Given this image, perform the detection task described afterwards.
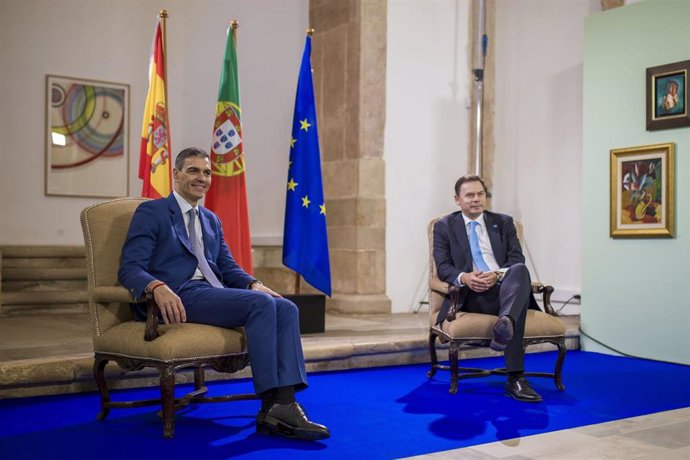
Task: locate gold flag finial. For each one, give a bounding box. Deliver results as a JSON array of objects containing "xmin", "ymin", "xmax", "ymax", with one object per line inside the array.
[
  {"xmin": 306, "ymin": 28, "xmax": 314, "ymax": 36},
  {"xmin": 159, "ymin": 9, "xmax": 168, "ymax": 19},
  {"xmin": 231, "ymin": 20, "xmax": 239, "ymax": 30}
]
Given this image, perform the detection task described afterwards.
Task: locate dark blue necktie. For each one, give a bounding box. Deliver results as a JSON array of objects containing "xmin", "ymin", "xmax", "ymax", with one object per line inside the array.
[
  {"xmin": 187, "ymin": 209, "xmax": 223, "ymax": 288},
  {"xmin": 468, "ymin": 220, "xmax": 491, "ymax": 272}
]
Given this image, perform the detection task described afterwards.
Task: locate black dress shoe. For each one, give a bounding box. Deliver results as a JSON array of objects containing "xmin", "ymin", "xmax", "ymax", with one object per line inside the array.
[
  {"xmin": 490, "ymin": 316, "xmax": 514, "ymax": 351},
  {"xmin": 505, "ymin": 378, "xmax": 543, "ymax": 402},
  {"xmin": 256, "ymin": 402, "xmax": 330, "ymax": 440}
]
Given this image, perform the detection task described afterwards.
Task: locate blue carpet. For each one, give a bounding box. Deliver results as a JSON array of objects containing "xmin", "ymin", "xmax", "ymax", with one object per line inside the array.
[{"xmin": 1, "ymin": 351, "xmax": 689, "ymax": 460}]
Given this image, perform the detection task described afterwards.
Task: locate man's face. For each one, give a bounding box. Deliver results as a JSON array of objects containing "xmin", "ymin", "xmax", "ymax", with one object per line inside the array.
[
  {"xmin": 454, "ymin": 180, "xmax": 486, "ymax": 219},
  {"xmin": 173, "ymin": 156, "xmax": 212, "ymax": 205}
]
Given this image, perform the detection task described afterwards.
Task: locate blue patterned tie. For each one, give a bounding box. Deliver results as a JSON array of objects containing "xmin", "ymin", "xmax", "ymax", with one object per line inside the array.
[
  {"xmin": 187, "ymin": 209, "xmax": 224, "ymax": 288},
  {"xmin": 468, "ymin": 221, "xmax": 491, "ymax": 272}
]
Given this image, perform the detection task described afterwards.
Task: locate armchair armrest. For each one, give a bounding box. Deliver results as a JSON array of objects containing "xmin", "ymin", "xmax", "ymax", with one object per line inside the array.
[
  {"xmin": 531, "ymin": 282, "xmax": 555, "ymax": 316},
  {"xmin": 92, "ymin": 286, "xmax": 161, "ymax": 342}
]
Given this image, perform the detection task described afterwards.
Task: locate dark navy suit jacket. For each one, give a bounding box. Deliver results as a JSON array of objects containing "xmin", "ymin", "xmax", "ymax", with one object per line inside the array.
[
  {"xmin": 118, "ymin": 194, "xmax": 255, "ymax": 300},
  {"xmin": 432, "ymin": 210, "xmax": 537, "ymax": 325}
]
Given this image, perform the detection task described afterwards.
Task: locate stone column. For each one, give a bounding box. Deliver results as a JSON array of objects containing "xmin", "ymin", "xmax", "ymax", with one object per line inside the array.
[{"xmin": 310, "ymin": 0, "xmax": 391, "ymax": 314}]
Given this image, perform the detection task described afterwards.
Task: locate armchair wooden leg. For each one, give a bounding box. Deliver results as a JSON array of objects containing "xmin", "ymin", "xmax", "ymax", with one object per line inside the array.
[
  {"xmin": 449, "ymin": 343, "xmax": 460, "ymax": 394},
  {"xmin": 93, "ymin": 357, "xmax": 111, "ymax": 421},
  {"xmin": 160, "ymin": 367, "xmax": 176, "ymax": 439},
  {"xmin": 194, "ymin": 367, "xmax": 205, "ymax": 390},
  {"xmin": 427, "ymin": 332, "xmax": 438, "ymax": 378},
  {"xmin": 554, "ymin": 338, "xmax": 567, "ymax": 391}
]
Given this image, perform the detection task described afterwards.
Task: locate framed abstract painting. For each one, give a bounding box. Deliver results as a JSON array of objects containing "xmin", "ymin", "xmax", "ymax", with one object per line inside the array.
[
  {"xmin": 646, "ymin": 60, "xmax": 690, "ymax": 131},
  {"xmin": 45, "ymin": 75, "xmax": 129, "ymax": 197},
  {"xmin": 610, "ymin": 143, "xmax": 674, "ymax": 238}
]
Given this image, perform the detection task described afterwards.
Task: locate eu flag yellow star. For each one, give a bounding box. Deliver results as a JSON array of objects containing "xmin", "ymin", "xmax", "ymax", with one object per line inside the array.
[
  {"xmin": 319, "ymin": 203, "xmax": 326, "ymax": 215},
  {"xmin": 290, "ymin": 137, "xmax": 297, "ymax": 148},
  {"xmin": 301, "ymin": 195, "xmax": 311, "ymax": 208},
  {"xmin": 300, "ymin": 119, "xmax": 311, "ymax": 132},
  {"xmin": 287, "ymin": 178, "xmax": 298, "ymax": 191}
]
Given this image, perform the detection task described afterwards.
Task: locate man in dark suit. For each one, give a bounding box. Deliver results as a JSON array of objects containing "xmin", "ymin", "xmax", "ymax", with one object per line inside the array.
[
  {"xmin": 433, "ymin": 175, "xmax": 542, "ymax": 402},
  {"xmin": 118, "ymin": 147, "xmax": 329, "ymax": 440}
]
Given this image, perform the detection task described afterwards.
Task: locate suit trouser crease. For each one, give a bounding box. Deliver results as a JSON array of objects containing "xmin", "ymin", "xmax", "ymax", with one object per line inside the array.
[
  {"xmin": 179, "ymin": 281, "xmax": 307, "ymax": 394},
  {"xmin": 463, "ymin": 263, "xmax": 531, "ymax": 372}
]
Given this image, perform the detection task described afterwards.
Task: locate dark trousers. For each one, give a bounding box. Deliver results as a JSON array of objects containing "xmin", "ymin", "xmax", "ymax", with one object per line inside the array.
[
  {"xmin": 463, "ymin": 263, "xmax": 531, "ymax": 372},
  {"xmin": 179, "ymin": 280, "xmax": 307, "ymax": 395}
]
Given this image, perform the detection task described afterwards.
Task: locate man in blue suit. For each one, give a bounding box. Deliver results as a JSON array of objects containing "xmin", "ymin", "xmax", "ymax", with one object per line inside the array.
[
  {"xmin": 433, "ymin": 175, "xmax": 542, "ymax": 402},
  {"xmin": 119, "ymin": 147, "xmax": 329, "ymax": 440}
]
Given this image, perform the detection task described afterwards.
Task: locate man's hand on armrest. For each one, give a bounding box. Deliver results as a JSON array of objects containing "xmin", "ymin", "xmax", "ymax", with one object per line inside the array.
[{"xmin": 146, "ymin": 280, "xmax": 187, "ymax": 324}]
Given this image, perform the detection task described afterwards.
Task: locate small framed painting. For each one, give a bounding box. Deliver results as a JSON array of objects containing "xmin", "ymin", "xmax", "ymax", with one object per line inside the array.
[
  {"xmin": 646, "ymin": 60, "xmax": 690, "ymax": 131},
  {"xmin": 610, "ymin": 143, "xmax": 674, "ymax": 238}
]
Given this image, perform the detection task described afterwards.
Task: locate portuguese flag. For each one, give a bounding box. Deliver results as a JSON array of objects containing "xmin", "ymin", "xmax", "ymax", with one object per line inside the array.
[
  {"xmin": 204, "ymin": 22, "xmax": 253, "ymax": 274},
  {"xmin": 139, "ymin": 16, "xmax": 171, "ymax": 199}
]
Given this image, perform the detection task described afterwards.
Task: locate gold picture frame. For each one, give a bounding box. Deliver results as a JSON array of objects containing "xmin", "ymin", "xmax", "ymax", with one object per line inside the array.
[
  {"xmin": 45, "ymin": 75, "xmax": 129, "ymax": 197},
  {"xmin": 610, "ymin": 143, "xmax": 674, "ymax": 238}
]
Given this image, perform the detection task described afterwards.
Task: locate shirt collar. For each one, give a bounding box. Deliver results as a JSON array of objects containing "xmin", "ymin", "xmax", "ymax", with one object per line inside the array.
[
  {"xmin": 173, "ymin": 191, "xmax": 196, "ymax": 215},
  {"xmin": 461, "ymin": 212, "xmax": 485, "ymax": 228}
]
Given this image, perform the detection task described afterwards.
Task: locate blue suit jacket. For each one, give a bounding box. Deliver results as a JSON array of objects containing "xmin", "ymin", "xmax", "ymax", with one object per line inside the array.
[
  {"xmin": 432, "ymin": 210, "xmax": 537, "ymax": 324},
  {"xmin": 118, "ymin": 194, "xmax": 255, "ymax": 300}
]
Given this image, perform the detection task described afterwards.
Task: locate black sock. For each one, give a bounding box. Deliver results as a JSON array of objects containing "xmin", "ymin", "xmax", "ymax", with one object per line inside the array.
[
  {"xmin": 260, "ymin": 386, "xmax": 295, "ymax": 411},
  {"xmin": 508, "ymin": 371, "xmax": 524, "ymax": 382},
  {"xmin": 260, "ymin": 389, "xmax": 275, "ymax": 412},
  {"xmin": 274, "ymin": 386, "xmax": 295, "ymax": 405}
]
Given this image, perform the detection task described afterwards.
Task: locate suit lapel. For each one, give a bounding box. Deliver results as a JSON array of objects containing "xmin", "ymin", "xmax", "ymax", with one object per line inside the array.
[
  {"xmin": 168, "ymin": 195, "xmax": 193, "ymax": 254},
  {"xmin": 197, "ymin": 207, "xmax": 216, "ymax": 260},
  {"xmin": 484, "ymin": 212, "xmax": 505, "ymax": 266},
  {"xmin": 451, "ymin": 213, "xmax": 472, "ymax": 269}
]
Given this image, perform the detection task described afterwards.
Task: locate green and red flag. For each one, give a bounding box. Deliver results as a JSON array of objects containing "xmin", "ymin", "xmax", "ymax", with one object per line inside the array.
[
  {"xmin": 205, "ymin": 22, "xmax": 253, "ymax": 274},
  {"xmin": 139, "ymin": 13, "xmax": 171, "ymax": 198}
]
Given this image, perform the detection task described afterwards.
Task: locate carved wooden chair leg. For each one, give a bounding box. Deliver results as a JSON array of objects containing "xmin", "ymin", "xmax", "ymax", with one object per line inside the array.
[
  {"xmin": 449, "ymin": 342, "xmax": 460, "ymax": 394},
  {"xmin": 554, "ymin": 338, "xmax": 567, "ymax": 391},
  {"xmin": 93, "ymin": 356, "xmax": 111, "ymax": 421},
  {"xmin": 427, "ymin": 332, "xmax": 438, "ymax": 378},
  {"xmin": 160, "ymin": 367, "xmax": 176, "ymax": 439}
]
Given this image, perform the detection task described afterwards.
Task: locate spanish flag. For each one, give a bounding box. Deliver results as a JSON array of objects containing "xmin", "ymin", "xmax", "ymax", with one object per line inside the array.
[
  {"xmin": 139, "ymin": 13, "xmax": 171, "ymax": 199},
  {"xmin": 204, "ymin": 21, "xmax": 253, "ymax": 274}
]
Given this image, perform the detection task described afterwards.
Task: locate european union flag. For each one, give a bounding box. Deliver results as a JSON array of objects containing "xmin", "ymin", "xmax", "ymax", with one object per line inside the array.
[{"xmin": 282, "ymin": 34, "xmax": 331, "ymax": 296}]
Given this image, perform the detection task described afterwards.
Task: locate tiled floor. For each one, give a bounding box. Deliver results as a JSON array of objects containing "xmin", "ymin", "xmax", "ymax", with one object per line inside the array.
[{"xmin": 403, "ymin": 407, "xmax": 690, "ymax": 459}]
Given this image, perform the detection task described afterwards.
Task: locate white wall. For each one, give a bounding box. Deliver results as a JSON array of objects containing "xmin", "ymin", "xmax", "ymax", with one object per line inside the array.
[
  {"xmin": 0, "ymin": 0, "xmax": 307, "ymax": 245},
  {"xmin": 494, "ymin": 0, "xmax": 601, "ymax": 313},
  {"xmin": 386, "ymin": 0, "xmax": 472, "ymax": 312}
]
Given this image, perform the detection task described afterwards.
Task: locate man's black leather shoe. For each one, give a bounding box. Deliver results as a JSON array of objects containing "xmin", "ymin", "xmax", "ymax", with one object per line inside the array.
[
  {"xmin": 256, "ymin": 402, "xmax": 330, "ymax": 440},
  {"xmin": 505, "ymin": 378, "xmax": 543, "ymax": 402},
  {"xmin": 490, "ymin": 316, "xmax": 514, "ymax": 351}
]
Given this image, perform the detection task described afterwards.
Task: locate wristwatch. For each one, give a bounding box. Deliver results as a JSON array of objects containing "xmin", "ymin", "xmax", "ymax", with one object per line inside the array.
[{"xmin": 249, "ymin": 280, "xmax": 263, "ymax": 289}]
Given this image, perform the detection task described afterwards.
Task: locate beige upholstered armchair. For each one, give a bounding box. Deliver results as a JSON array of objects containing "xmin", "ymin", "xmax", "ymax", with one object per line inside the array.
[
  {"xmin": 80, "ymin": 197, "xmax": 254, "ymax": 438},
  {"xmin": 426, "ymin": 217, "xmax": 567, "ymax": 394}
]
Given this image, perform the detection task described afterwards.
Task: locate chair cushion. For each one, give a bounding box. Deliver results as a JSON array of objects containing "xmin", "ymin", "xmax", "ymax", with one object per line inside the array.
[
  {"xmin": 94, "ymin": 321, "xmax": 246, "ymax": 362},
  {"xmin": 438, "ymin": 310, "xmax": 566, "ymax": 339}
]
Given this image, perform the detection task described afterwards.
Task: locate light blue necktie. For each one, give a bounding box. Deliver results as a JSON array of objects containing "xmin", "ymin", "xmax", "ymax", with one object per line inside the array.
[
  {"xmin": 468, "ymin": 221, "xmax": 491, "ymax": 272},
  {"xmin": 187, "ymin": 209, "xmax": 224, "ymax": 288}
]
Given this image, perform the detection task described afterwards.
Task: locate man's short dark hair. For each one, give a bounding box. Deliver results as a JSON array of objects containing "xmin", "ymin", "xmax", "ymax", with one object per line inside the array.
[
  {"xmin": 174, "ymin": 147, "xmax": 210, "ymax": 170},
  {"xmin": 454, "ymin": 175, "xmax": 488, "ymax": 196}
]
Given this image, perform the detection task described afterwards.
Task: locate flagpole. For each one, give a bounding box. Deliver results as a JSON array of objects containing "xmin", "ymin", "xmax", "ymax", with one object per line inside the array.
[
  {"xmin": 291, "ymin": 27, "xmax": 315, "ymax": 296},
  {"xmin": 231, "ymin": 19, "xmax": 239, "ymax": 41},
  {"xmin": 159, "ymin": 10, "xmax": 171, "ymax": 154}
]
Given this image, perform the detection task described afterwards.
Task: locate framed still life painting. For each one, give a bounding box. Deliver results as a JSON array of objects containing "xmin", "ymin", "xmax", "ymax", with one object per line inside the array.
[
  {"xmin": 45, "ymin": 75, "xmax": 129, "ymax": 197},
  {"xmin": 610, "ymin": 143, "xmax": 674, "ymax": 238},
  {"xmin": 646, "ymin": 60, "xmax": 690, "ymax": 131}
]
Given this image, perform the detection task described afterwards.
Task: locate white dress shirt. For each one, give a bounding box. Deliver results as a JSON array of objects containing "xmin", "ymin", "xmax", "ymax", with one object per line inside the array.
[
  {"xmin": 456, "ymin": 213, "xmax": 502, "ymax": 285},
  {"xmin": 173, "ymin": 191, "xmax": 205, "ymax": 280}
]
